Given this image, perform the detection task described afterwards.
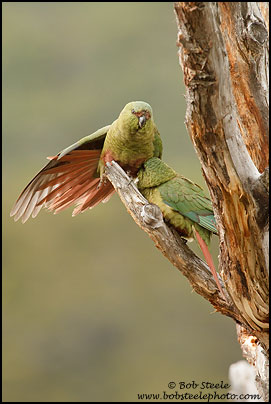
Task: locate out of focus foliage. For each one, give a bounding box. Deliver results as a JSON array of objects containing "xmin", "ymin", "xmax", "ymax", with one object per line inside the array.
[{"xmin": 3, "ymin": 2, "xmax": 241, "ymax": 402}]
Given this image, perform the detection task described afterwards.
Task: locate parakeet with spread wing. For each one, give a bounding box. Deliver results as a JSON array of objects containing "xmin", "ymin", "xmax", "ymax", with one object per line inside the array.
[
  {"xmin": 11, "ymin": 101, "xmax": 162, "ymax": 223},
  {"xmin": 137, "ymin": 157, "xmax": 225, "ymax": 299}
]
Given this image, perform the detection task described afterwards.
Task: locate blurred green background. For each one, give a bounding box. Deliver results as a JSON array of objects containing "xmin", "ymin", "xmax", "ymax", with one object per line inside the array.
[{"xmin": 3, "ymin": 2, "xmax": 242, "ymax": 402}]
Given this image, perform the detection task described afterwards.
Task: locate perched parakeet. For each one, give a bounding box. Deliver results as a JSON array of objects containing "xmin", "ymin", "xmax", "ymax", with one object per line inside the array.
[
  {"xmin": 137, "ymin": 157, "xmax": 225, "ymax": 298},
  {"xmin": 11, "ymin": 101, "xmax": 162, "ymax": 223}
]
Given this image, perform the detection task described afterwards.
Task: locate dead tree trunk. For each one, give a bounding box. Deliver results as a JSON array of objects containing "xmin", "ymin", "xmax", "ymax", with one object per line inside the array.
[
  {"xmin": 174, "ymin": 1, "xmax": 269, "ymax": 400},
  {"xmin": 102, "ymin": 2, "xmax": 268, "ymax": 401}
]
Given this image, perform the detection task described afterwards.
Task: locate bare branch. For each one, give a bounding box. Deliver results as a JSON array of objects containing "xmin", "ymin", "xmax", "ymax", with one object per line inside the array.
[{"xmin": 105, "ymin": 161, "xmax": 250, "ymax": 325}]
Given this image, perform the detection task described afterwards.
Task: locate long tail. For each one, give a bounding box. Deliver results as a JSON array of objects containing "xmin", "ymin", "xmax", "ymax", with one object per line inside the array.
[{"xmin": 194, "ymin": 229, "xmax": 226, "ymax": 300}]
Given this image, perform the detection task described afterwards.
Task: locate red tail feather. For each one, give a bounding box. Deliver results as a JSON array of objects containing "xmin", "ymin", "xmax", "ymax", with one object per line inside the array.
[{"xmin": 194, "ymin": 230, "xmax": 226, "ymax": 299}]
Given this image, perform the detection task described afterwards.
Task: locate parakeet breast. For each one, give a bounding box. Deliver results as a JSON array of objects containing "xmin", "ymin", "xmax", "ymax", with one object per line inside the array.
[
  {"xmin": 102, "ymin": 150, "xmax": 149, "ymax": 176},
  {"xmin": 100, "ymin": 118, "xmax": 155, "ymax": 175}
]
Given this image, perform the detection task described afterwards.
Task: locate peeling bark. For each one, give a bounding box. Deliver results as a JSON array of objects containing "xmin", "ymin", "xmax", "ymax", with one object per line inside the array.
[
  {"xmin": 236, "ymin": 325, "xmax": 269, "ymax": 401},
  {"xmin": 174, "ymin": 1, "xmax": 269, "ymax": 399},
  {"xmin": 219, "ymin": 2, "xmax": 269, "ymax": 173}
]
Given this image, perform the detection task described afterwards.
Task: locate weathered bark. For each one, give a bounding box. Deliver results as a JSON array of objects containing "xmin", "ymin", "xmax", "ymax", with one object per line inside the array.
[
  {"xmin": 174, "ymin": 1, "xmax": 269, "ymax": 400},
  {"xmin": 235, "ymin": 325, "xmax": 269, "ymax": 401}
]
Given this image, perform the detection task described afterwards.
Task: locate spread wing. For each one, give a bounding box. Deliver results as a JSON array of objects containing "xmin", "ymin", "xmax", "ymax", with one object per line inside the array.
[
  {"xmin": 10, "ymin": 125, "xmax": 115, "ymax": 223},
  {"xmin": 159, "ymin": 176, "xmax": 217, "ymax": 234}
]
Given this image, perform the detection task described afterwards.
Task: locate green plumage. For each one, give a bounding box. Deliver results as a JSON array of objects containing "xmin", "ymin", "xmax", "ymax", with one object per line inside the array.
[
  {"xmin": 11, "ymin": 101, "xmax": 163, "ymax": 223},
  {"xmin": 99, "ymin": 101, "xmax": 162, "ymax": 176},
  {"xmin": 137, "ymin": 157, "xmax": 217, "ymax": 245},
  {"xmin": 59, "ymin": 101, "xmax": 163, "ymax": 177}
]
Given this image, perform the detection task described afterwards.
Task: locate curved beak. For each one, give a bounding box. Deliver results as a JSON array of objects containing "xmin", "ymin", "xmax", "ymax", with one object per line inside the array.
[{"xmin": 138, "ymin": 115, "xmax": 147, "ymax": 128}]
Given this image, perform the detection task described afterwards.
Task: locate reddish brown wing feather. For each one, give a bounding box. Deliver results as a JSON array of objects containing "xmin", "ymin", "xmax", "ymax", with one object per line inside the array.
[
  {"xmin": 10, "ymin": 150, "xmax": 115, "ymax": 223},
  {"xmin": 71, "ymin": 181, "xmax": 115, "ymax": 216}
]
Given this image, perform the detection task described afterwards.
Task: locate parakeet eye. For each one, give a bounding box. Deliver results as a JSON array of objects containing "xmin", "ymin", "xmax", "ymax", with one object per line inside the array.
[{"xmin": 131, "ymin": 109, "xmax": 135, "ymax": 114}]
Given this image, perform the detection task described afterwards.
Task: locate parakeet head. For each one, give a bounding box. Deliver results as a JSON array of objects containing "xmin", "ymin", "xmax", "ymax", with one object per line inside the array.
[{"xmin": 120, "ymin": 101, "xmax": 154, "ymax": 134}]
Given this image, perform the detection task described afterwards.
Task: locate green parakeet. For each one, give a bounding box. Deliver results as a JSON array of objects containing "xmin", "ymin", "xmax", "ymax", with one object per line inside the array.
[
  {"xmin": 11, "ymin": 101, "xmax": 162, "ymax": 223},
  {"xmin": 137, "ymin": 157, "xmax": 225, "ymax": 298}
]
